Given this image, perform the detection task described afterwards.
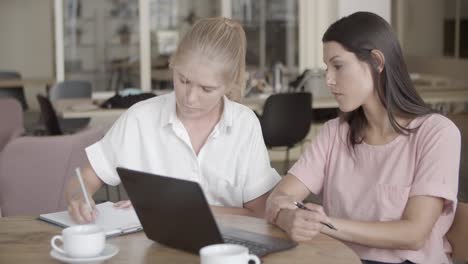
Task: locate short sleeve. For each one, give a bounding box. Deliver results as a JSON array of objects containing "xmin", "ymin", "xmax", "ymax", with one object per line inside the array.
[
  {"xmin": 289, "ymin": 120, "xmax": 333, "ymax": 195},
  {"xmin": 242, "ymin": 116, "xmax": 281, "ymax": 203},
  {"xmin": 410, "ymin": 121, "xmax": 461, "ymax": 214},
  {"xmin": 85, "ymin": 111, "xmax": 139, "ymax": 186}
]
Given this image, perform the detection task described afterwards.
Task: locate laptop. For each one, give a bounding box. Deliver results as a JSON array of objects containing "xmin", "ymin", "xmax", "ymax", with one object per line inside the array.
[{"xmin": 117, "ymin": 167, "xmax": 297, "ymax": 257}]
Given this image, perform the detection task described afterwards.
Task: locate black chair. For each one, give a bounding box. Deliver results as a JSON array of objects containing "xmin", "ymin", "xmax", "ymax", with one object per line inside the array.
[
  {"xmin": 257, "ymin": 92, "xmax": 312, "ymax": 173},
  {"xmin": 49, "ymin": 80, "xmax": 92, "ymax": 131},
  {"xmin": 49, "ymin": 80, "xmax": 92, "ymax": 100},
  {"xmin": 36, "ymin": 94, "xmax": 62, "ymax": 135},
  {"xmin": 0, "ymin": 71, "xmax": 28, "ymax": 110}
]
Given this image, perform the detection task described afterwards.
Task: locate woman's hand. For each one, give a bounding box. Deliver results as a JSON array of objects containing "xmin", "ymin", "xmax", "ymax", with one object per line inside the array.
[
  {"xmin": 265, "ymin": 174, "xmax": 312, "ymax": 224},
  {"xmin": 64, "ymin": 162, "xmax": 104, "ymax": 224},
  {"xmin": 265, "ymin": 194, "xmax": 297, "ymax": 224},
  {"xmin": 67, "ymin": 197, "xmax": 98, "ymax": 224},
  {"xmin": 277, "ymin": 203, "xmax": 330, "ymax": 242},
  {"xmin": 114, "ymin": 200, "xmax": 133, "ymax": 209}
]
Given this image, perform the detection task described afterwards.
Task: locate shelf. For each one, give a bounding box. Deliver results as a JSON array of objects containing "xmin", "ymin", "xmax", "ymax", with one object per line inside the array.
[
  {"xmin": 65, "ymin": 43, "xmax": 95, "ymax": 48},
  {"xmin": 106, "ymin": 43, "xmax": 139, "ymax": 47},
  {"xmin": 65, "ymin": 69, "xmax": 99, "ymax": 75},
  {"xmin": 104, "ymin": 15, "xmax": 139, "ymax": 21},
  {"xmin": 68, "ymin": 16, "xmax": 95, "ymax": 22}
]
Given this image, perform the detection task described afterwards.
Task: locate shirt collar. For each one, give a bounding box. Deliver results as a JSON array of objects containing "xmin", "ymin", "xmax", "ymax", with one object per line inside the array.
[{"xmin": 160, "ymin": 92, "xmax": 234, "ymax": 133}]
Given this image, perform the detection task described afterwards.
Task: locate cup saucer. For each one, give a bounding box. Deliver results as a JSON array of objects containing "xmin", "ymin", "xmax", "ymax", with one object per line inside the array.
[{"xmin": 50, "ymin": 243, "xmax": 119, "ymax": 264}]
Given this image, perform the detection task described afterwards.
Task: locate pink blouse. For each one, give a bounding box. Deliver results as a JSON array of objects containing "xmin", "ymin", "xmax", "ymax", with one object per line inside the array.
[{"xmin": 289, "ymin": 114, "xmax": 460, "ymax": 263}]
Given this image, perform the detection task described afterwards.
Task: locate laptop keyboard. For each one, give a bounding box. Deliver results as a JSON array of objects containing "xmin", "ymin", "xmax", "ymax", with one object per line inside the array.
[{"xmin": 223, "ymin": 235, "xmax": 272, "ymax": 257}]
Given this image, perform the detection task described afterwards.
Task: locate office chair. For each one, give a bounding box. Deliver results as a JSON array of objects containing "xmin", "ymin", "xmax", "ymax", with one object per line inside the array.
[
  {"xmin": 36, "ymin": 94, "xmax": 63, "ymax": 135},
  {"xmin": 36, "ymin": 94, "xmax": 115, "ymax": 202},
  {"xmin": 37, "ymin": 94, "xmax": 88, "ymax": 135},
  {"xmin": 49, "ymin": 80, "xmax": 92, "ymax": 100},
  {"xmin": 258, "ymin": 92, "xmax": 312, "ymax": 173},
  {"xmin": 0, "ymin": 71, "xmax": 28, "ymax": 110},
  {"xmin": 49, "ymin": 80, "xmax": 92, "ymax": 130},
  {"xmin": 0, "ymin": 127, "xmax": 104, "ymax": 216}
]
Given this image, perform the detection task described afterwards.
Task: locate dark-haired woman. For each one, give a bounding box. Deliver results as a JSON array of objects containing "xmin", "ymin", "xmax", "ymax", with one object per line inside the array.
[{"xmin": 265, "ymin": 12, "xmax": 460, "ymax": 264}]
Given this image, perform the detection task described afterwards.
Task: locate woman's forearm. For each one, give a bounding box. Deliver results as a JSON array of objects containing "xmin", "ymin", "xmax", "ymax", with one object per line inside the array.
[
  {"xmin": 65, "ymin": 163, "xmax": 103, "ymax": 202},
  {"xmin": 322, "ymin": 196, "xmax": 444, "ymax": 251},
  {"xmin": 322, "ymin": 218, "xmax": 426, "ymax": 250}
]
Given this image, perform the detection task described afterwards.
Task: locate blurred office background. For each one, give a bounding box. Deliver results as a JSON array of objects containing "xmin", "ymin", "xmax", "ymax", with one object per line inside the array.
[
  {"xmin": 1, "ymin": 0, "xmax": 468, "ymax": 206},
  {"xmin": 1, "ymin": 0, "xmax": 467, "ymax": 108}
]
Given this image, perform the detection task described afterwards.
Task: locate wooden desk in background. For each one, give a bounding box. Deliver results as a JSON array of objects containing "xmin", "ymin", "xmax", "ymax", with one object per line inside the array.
[
  {"xmin": 0, "ymin": 214, "xmax": 361, "ymax": 263},
  {"xmin": 54, "ymin": 88, "xmax": 468, "ymax": 120},
  {"xmin": 0, "ymin": 78, "xmax": 55, "ymax": 88},
  {"xmin": 54, "ymin": 94, "xmax": 337, "ymax": 120}
]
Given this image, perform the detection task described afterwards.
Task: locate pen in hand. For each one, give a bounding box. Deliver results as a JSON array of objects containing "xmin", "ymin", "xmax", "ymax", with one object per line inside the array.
[
  {"xmin": 294, "ymin": 201, "xmax": 338, "ymax": 231},
  {"xmin": 75, "ymin": 167, "xmax": 96, "ymax": 223}
]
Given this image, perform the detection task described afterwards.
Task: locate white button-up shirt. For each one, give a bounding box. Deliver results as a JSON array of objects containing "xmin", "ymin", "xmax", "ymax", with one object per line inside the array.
[{"xmin": 86, "ymin": 92, "xmax": 280, "ymax": 207}]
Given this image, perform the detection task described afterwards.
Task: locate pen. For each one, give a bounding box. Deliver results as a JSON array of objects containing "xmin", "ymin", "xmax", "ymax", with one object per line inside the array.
[
  {"xmin": 75, "ymin": 167, "xmax": 95, "ymax": 221},
  {"xmin": 294, "ymin": 201, "xmax": 338, "ymax": 231}
]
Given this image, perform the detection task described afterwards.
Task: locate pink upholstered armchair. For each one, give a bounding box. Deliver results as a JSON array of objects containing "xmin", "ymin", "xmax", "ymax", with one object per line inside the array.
[
  {"xmin": 0, "ymin": 98, "xmax": 24, "ymax": 152},
  {"xmin": 0, "ymin": 127, "xmax": 104, "ymax": 216}
]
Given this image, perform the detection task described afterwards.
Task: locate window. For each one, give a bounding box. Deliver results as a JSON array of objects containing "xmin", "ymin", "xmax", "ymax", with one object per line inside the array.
[
  {"xmin": 62, "ymin": 0, "xmax": 141, "ymax": 91},
  {"xmin": 231, "ymin": 0, "xmax": 299, "ymax": 73}
]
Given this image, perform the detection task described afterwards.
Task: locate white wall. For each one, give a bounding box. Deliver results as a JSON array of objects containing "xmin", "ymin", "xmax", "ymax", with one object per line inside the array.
[
  {"xmin": 299, "ymin": 0, "xmax": 391, "ymax": 71},
  {"xmin": 0, "ymin": 0, "xmax": 54, "ymax": 109},
  {"xmin": 337, "ymin": 0, "xmax": 391, "ymax": 22},
  {"xmin": 299, "ymin": 0, "xmax": 337, "ymax": 71}
]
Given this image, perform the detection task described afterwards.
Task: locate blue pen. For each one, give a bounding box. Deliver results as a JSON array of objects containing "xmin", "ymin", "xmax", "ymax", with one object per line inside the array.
[{"xmin": 294, "ymin": 201, "xmax": 338, "ymax": 231}]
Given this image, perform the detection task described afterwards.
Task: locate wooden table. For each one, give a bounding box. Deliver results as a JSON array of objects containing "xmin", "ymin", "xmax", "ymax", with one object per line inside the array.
[
  {"xmin": 54, "ymin": 99, "xmax": 124, "ymax": 119},
  {"xmin": 0, "ymin": 214, "xmax": 361, "ymax": 263},
  {"xmin": 55, "ymin": 88, "xmax": 468, "ymax": 120},
  {"xmin": 53, "ymin": 94, "xmax": 337, "ymax": 120},
  {"xmin": 0, "ymin": 78, "xmax": 55, "ymax": 88}
]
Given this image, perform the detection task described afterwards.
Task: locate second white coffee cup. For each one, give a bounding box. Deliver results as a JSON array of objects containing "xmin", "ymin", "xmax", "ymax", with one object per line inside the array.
[
  {"xmin": 200, "ymin": 244, "xmax": 261, "ymax": 264},
  {"xmin": 50, "ymin": 224, "xmax": 105, "ymax": 258}
]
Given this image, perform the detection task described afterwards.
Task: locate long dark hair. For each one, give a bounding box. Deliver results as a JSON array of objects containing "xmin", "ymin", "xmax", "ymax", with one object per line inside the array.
[{"xmin": 322, "ymin": 12, "xmax": 433, "ymax": 149}]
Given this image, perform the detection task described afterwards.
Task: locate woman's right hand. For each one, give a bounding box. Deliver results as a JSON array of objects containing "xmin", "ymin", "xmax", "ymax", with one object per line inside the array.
[{"xmin": 67, "ymin": 197, "xmax": 98, "ymax": 224}]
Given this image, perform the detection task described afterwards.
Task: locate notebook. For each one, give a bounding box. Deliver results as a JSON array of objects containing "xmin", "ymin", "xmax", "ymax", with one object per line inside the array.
[{"xmin": 39, "ymin": 201, "xmax": 142, "ymax": 237}]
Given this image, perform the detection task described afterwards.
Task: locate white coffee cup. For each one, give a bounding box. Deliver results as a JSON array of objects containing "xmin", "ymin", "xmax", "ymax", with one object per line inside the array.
[
  {"xmin": 200, "ymin": 244, "xmax": 261, "ymax": 264},
  {"xmin": 50, "ymin": 225, "xmax": 105, "ymax": 258}
]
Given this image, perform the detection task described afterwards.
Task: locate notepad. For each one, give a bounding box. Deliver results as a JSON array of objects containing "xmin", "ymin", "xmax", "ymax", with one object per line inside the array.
[{"xmin": 39, "ymin": 202, "xmax": 142, "ymax": 237}]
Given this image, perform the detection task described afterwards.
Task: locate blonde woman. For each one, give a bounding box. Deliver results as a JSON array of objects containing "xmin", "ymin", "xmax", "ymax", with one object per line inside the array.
[{"xmin": 65, "ymin": 17, "xmax": 280, "ymax": 223}]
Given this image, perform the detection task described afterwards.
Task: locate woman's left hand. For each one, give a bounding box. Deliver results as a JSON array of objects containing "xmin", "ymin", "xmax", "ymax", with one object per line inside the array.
[
  {"xmin": 276, "ymin": 203, "xmax": 330, "ymax": 242},
  {"xmin": 265, "ymin": 194, "xmax": 298, "ymax": 224}
]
